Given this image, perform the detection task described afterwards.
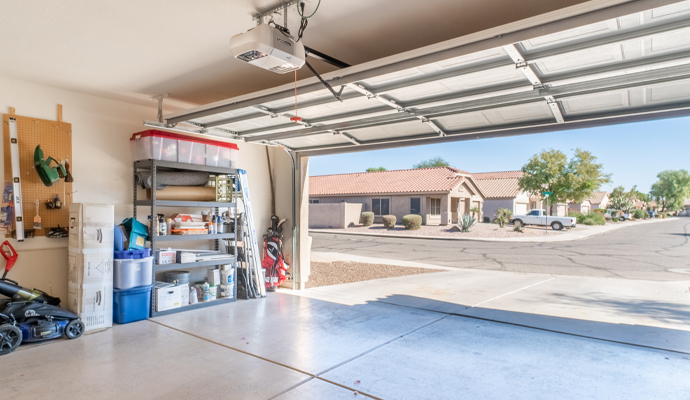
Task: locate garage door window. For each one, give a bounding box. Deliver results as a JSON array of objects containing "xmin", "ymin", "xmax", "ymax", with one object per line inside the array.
[
  {"xmin": 373, "ymin": 198, "xmax": 390, "ymax": 216},
  {"xmin": 430, "ymin": 198, "xmax": 441, "ymax": 215},
  {"xmin": 309, "ymin": 199, "xmax": 320, "ymax": 204},
  {"xmin": 410, "ymin": 198, "xmax": 420, "ymax": 215}
]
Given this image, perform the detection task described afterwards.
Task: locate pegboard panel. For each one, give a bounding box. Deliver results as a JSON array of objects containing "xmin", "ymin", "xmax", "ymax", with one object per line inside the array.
[{"xmin": 3, "ymin": 112, "xmax": 73, "ymax": 237}]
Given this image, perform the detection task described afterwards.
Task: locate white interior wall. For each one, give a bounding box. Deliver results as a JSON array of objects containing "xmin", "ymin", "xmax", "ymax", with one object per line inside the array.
[{"xmin": 0, "ymin": 75, "xmax": 283, "ymax": 301}]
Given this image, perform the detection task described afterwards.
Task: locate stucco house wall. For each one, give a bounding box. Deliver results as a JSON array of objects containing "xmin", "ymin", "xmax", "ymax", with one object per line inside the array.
[{"xmin": 309, "ymin": 203, "xmax": 363, "ymax": 229}]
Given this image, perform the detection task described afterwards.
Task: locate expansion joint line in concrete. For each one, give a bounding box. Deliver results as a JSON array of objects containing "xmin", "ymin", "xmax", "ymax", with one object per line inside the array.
[
  {"xmin": 470, "ymin": 277, "xmax": 556, "ymax": 308},
  {"xmin": 151, "ymin": 315, "xmax": 449, "ymax": 400}
]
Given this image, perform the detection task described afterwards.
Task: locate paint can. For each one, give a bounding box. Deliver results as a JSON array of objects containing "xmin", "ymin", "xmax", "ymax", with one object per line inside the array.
[{"xmin": 219, "ymin": 284, "xmax": 234, "ymax": 298}]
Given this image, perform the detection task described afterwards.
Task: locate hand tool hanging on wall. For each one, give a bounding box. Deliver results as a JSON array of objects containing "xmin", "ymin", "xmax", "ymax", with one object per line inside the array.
[
  {"xmin": 9, "ymin": 118, "xmax": 24, "ymax": 241},
  {"xmin": 34, "ymin": 145, "xmax": 67, "ymax": 187}
]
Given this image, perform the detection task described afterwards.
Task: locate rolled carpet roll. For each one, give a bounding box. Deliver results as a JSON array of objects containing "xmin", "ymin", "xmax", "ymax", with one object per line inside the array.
[
  {"xmin": 147, "ymin": 186, "xmax": 216, "ymax": 201},
  {"xmin": 135, "ymin": 171, "xmax": 209, "ymax": 190}
]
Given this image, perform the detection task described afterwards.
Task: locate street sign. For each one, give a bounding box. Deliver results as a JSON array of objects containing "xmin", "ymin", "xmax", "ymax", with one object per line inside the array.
[{"xmin": 542, "ymin": 191, "xmax": 552, "ymax": 196}]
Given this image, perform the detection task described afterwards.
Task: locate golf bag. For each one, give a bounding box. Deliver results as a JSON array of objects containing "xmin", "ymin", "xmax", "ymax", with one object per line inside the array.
[{"xmin": 261, "ymin": 216, "xmax": 288, "ymax": 291}]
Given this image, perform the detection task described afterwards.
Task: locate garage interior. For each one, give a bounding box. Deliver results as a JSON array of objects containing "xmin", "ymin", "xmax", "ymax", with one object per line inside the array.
[{"xmin": 1, "ymin": 0, "xmax": 689, "ymax": 399}]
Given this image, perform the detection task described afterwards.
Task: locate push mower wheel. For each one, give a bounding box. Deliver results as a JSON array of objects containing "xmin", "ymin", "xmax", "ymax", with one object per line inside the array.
[
  {"xmin": 0, "ymin": 324, "xmax": 22, "ymax": 356},
  {"xmin": 65, "ymin": 319, "xmax": 85, "ymax": 339}
]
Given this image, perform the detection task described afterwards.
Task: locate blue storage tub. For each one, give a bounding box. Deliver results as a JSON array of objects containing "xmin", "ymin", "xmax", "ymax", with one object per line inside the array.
[{"xmin": 113, "ymin": 284, "xmax": 152, "ymax": 324}]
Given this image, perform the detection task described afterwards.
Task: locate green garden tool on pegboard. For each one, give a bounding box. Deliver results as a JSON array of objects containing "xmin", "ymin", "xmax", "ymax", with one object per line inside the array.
[{"xmin": 34, "ymin": 145, "xmax": 67, "ymax": 187}]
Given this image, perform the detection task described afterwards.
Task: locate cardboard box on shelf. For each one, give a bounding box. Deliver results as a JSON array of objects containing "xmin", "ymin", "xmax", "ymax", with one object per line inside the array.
[
  {"xmin": 154, "ymin": 282, "xmax": 182, "ymax": 312},
  {"xmin": 69, "ymin": 203, "xmax": 115, "ymax": 250},
  {"xmin": 176, "ymin": 251, "xmax": 196, "ymax": 264},
  {"xmin": 207, "ymin": 268, "xmax": 221, "ymax": 286},
  {"xmin": 156, "ymin": 249, "xmax": 176, "ymax": 265}
]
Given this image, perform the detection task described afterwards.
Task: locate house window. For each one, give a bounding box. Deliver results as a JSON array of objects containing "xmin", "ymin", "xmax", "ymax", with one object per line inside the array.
[
  {"xmin": 430, "ymin": 198, "xmax": 441, "ymax": 215},
  {"xmin": 372, "ymin": 198, "xmax": 390, "ymax": 216},
  {"xmin": 309, "ymin": 199, "xmax": 320, "ymax": 204},
  {"xmin": 410, "ymin": 198, "xmax": 421, "ymax": 215}
]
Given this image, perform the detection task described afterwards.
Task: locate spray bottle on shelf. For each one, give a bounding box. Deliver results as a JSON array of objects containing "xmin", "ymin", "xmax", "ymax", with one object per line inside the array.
[
  {"xmin": 216, "ymin": 215, "xmax": 222, "ymax": 234},
  {"xmin": 158, "ymin": 214, "xmax": 167, "ymax": 236},
  {"xmin": 208, "ymin": 216, "xmax": 215, "ymax": 234},
  {"xmin": 202, "ymin": 282, "xmax": 210, "ymax": 302}
]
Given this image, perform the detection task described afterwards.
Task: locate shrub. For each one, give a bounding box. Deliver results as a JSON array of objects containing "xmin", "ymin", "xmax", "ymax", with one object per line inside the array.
[
  {"xmin": 568, "ymin": 210, "xmax": 585, "ymax": 223},
  {"xmin": 492, "ymin": 208, "xmax": 513, "ymax": 228},
  {"xmin": 483, "ymin": 216, "xmax": 490, "ymax": 223},
  {"xmin": 610, "ymin": 210, "xmax": 619, "ymax": 219},
  {"xmin": 633, "ymin": 209, "xmax": 646, "ymax": 219},
  {"xmin": 382, "ymin": 215, "xmax": 397, "ymax": 229},
  {"xmin": 459, "ymin": 213, "xmax": 477, "ymax": 232},
  {"xmin": 580, "ymin": 212, "xmax": 605, "ymax": 225},
  {"xmin": 513, "ymin": 224, "xmax": 523, "ymax": 232},
  {"xmin": 402, "ymin": 214, "xmax": 422, "ymax": 230},
  {"xmin": 360, "ymin": 212, "xmax": 374, "ymax": 226}
]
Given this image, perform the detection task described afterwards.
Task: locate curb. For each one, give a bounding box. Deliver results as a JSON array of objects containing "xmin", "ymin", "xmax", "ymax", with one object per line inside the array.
[{"xmin": 309, "ymin": 217, "xmax": 675, "ymax": 243}]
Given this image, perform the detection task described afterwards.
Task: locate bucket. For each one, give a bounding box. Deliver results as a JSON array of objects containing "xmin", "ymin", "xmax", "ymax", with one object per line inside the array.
[
  {"xmin": 220, "ymin": 268, "xmax": 235, "ymax": 285},
  {"xmin": 165, "ymin": 270, "xmax": 190, "ymax": 285}
]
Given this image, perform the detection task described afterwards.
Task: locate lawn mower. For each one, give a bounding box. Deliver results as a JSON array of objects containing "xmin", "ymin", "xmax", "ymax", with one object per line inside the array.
[{"xmin": 0, "ymin": 241, "xmax": 85, "ymax": 356}]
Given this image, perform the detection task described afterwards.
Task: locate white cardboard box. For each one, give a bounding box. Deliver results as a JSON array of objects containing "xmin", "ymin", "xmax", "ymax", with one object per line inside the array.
[
  {"xmin": 155, "ymin": 283, "xmax": 182, "ymax": 311},
  {"xmin": 69, "ymin": 203, "xmax": 115, "ymax": 250},
  {"xmin": 67, "ymin": 282, "xmax": 113, "ymax": 332},
  {"xmin": 68, "ymin": 248, "xmax": 113, "ymax": 285},
  {"xmin": 207, "ymin": 268, "xmax": 221, "ymax": 286}
]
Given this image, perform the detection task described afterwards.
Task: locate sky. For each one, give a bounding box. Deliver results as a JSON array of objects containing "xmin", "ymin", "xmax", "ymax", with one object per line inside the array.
[{"xmin": 308, "ymin": 116, "xmax": 690, "ymax": 193}]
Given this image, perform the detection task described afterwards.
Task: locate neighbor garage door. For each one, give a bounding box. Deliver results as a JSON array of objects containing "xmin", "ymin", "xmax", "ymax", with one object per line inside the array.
[{"xmin": 515, "ymin": 203, "xmax": 528, "ymax": 215}]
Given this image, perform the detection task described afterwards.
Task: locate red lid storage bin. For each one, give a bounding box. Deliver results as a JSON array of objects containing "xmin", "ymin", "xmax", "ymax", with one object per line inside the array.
[{"xmin": 130, "ymin": 130, "xmax": 239, "ymax": 168}]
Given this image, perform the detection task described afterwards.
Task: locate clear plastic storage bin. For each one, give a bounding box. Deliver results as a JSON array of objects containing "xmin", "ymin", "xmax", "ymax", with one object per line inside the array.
[
  {"xmin": 131, "ymin": 130, "xmax": 239, "ymax": 168},
  {"xmin": 130, "ymin": 131, "xmax": 178, "ymax": 162}
]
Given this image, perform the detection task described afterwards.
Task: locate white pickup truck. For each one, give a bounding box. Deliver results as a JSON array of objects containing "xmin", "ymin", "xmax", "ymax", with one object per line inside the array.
[{"xmin": 510, "ymin": 209, "xmax": 576, "ymax": 230}]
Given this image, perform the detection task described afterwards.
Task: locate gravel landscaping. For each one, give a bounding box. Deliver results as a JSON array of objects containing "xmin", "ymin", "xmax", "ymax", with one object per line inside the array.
[
  {"xmin": 312, "ymin": 222, "xmax": 569, "ymax": 238},
  {"xmin": 306, "ymin": 261, "xmax": 443, "ymax": 288}
]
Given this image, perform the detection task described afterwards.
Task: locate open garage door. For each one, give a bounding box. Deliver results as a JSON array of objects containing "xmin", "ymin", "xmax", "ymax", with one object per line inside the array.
[
  {"xmin": 162, "ymin": 0, "xmax": 690, "ymax": 158},
  {"xmin": 157, "ymin": 0, "xmax": 690, "ymax": 286}
]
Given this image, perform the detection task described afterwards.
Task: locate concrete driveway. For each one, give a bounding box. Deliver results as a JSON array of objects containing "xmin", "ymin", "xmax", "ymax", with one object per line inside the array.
[{"xmin": 312, "ymin": 218, "xmax": 690, "ymax": 281}]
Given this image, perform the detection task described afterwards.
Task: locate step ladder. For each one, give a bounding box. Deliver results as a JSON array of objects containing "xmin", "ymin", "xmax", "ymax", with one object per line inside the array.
[
  {"xmin": 236, "ymin": 170, "xmax": 266, "ymax": 298},
  {"xmin": 8, "ymin": 118, "xmax": 24, "ymax": 241}
]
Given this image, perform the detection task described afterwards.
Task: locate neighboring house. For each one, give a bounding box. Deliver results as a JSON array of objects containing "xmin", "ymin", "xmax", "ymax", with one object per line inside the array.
[
  {"xmin": 568, "ymin": 199, "xmax": 591, "ymax": 214},
  {"xmin": 473, "ymin": 171, "xmax": 532, "ymax": 220},
  {"xmin": 586, "ymin": 192, "xmax": 609, "ymax": 210},
  {"xmin": 569, "ymin": 192, "xmax": 607, "ymax": 213},
  {"xmin": 309, "ymin": 167, "xmax": 485, "ymax": 226}
]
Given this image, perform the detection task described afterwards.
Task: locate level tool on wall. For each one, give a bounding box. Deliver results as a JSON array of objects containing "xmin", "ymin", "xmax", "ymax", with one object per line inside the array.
[
  {"xmin": 238, "ymin": 170, "xmax": 266, "ymax": 297},
  {"xmin": 8, "ymin": 118, "xmax": 24, "ymax": 241}
]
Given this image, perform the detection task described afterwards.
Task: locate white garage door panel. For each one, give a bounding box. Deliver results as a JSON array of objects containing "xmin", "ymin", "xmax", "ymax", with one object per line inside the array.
[{"xmin": 515, "ymin": 203, "xmax": 528, "ymax": 215}]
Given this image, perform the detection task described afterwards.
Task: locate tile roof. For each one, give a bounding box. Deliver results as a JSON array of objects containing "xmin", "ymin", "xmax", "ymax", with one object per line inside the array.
[
  {"xmin": 585, "ymin": 191, "xmax": 608, "ymax": 204},
  {"xmin": 472, "ymin": 171, "xmax": 524, "ymax": 180},
  {"xmin": 473, "ymin": 171, "xmax": 524, "ymax": 199},
  {"xmin": 309, "ymin": 167, "xmax": 473, "ymax": 196}
]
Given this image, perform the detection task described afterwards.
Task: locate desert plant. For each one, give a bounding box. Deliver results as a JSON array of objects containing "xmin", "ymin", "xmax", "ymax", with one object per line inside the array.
[
  {"xmin": 483, "ymin": 216, "xmax": 490, "ymax": 223},
  {"xmin": 470, "ymin": 206, "xmax": 481, "ymax": 219},
  {"xmin": 567, "ymin": 210, "xmax": 585, "ymax": 223},
  {"xmin": 382, "ymin": 215, "xmax": 397, "ymax": 229},
  {"xmin": 513, "ymin": 224, "xmax": 523, "ymax": 232},
  {"xmin": 459, "ymin": 213, "xmax": 477, "ymax": 232},
  {"xmin": 580, "ymin": 212, "xmax": 605, "ymax": 225},
  {"xmin": 402, "ymin": 214, "xmax": 422, "ymax": 230},
  {"xmin": 360, "ymin": 212, "xmax": 374, "ymax": 226},
  {"xmin": 492, "ymin": 208, "xmax": 513, "ymax": 228},
  {"xmin": 633, "ymin": 209, "xmax": 646, "ymax": 219},
  {"xmin": 610, "ymin": 210, "xmax": 619, "ymax": 219}
]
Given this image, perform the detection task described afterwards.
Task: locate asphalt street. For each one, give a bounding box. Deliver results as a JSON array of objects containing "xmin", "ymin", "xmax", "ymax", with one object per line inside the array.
[{"xmin": 311, "ymin": 218, "xmax": 690, "ymax": 281}]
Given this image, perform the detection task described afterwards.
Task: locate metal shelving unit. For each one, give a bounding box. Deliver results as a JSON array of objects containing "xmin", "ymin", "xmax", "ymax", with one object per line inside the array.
[{"xmin": 134, "ymin": 159, "xmax": 239, "ymax": 317}]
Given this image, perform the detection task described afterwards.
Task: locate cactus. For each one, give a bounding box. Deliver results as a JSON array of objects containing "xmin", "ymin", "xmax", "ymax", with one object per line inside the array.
[{"xmin": 459, "ymin": 213, "xmax": 476, "ymax": 232}]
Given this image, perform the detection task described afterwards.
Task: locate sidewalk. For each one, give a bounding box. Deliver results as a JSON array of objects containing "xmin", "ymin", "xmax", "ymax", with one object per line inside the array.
[{"xmin": 310, "ymin": 217, "xmax": 672, "ymax": 242}]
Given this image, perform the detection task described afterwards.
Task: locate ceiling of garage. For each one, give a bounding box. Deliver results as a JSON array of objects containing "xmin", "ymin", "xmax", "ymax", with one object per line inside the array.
[
  {"xmin": 0, "ymin": 0, "xmax": 593, "ymax": 108},
  {"xmin": 162, "ymin": 0, "xmax": 690, "ymax": 155}
]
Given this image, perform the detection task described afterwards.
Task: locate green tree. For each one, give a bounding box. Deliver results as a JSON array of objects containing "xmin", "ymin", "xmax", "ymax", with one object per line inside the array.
[
  {"xmin": 650, "ymin": 170, "xmax": 690, "ymax": 212},
  {"xmin": 366, "ymin": 167, "xmax": 387, "ymax": 172},
  {"xmin": 630, "ymin": 185, "xmax": 649, "ymax": 203},
  {"xmin": 413, "ymin": 157, "xmax": 449, "ymax": 169},
  {"xmin": 519, "ymin": 149, "xmax": 610, "ymax": 215}
]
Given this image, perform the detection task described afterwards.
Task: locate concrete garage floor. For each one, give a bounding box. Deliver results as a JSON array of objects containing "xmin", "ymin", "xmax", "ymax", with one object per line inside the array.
[{"xmin": 3, "ymin": 290, "xmax": 690, "ymax": 399}]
